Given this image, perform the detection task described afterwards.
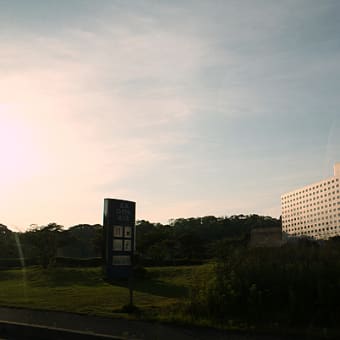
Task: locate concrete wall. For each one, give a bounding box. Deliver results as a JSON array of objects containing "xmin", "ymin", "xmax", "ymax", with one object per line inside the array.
[{"xmin": 249, "ymin": 227, "xmax": 283, "ymax": 247}]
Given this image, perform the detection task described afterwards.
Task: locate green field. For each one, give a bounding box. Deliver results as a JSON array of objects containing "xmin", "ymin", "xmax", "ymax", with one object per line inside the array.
[{"xmin": 0, "ymin": 264, "xmax": 213, "ymax": 320}]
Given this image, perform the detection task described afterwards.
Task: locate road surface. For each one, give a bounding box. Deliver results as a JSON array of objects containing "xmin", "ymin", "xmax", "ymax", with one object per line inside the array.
[{"xmin": 0, "ymin": 306, "xmax": 328, "ymax": 340}]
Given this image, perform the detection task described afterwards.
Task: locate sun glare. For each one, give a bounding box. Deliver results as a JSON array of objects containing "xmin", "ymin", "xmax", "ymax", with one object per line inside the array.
[{"xmin": 0, "ymin": 106, "xmax": 40, "ymax": 185}]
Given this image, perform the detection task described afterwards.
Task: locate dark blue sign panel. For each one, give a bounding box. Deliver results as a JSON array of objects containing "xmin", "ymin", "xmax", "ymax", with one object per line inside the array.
[{"xmin": 103, "ymin": 198, "xmax": 136, "ymax": 279}]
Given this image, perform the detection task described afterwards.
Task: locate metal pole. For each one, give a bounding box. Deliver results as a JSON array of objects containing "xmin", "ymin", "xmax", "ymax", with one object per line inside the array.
[{"xmin": 128, "ymin": 265, "xmax": 134, "ymax": 307}]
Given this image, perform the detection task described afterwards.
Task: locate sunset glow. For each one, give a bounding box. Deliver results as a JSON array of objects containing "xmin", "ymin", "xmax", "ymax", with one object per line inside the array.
[
  {"xmin": 0, "ymin": 1, "xmax": 339, "ymax": 230},
  {"xmin": 0, "ymin": 107, "xmax": 39, "ymax": 184}
]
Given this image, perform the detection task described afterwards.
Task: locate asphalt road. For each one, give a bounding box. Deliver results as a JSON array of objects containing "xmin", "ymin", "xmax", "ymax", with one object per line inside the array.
[{"xmin": 0, "ymin": 307, "xmax": 327, "ymax": 340}]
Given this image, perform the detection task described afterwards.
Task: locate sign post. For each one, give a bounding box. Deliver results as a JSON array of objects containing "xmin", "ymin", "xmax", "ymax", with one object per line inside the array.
[{"xmin": 103, "ymin": 198, "xmax": 136, "ymax": 280}]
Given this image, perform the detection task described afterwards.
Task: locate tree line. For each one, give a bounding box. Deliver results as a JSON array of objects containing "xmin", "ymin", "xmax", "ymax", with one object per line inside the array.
[
  {"xmin": 0, "ymin": 223, "xmax": 102, "ymax": 268},
  {"xmin": 0, "ymin": 214, "xmax": 280, "ymax": 268}
]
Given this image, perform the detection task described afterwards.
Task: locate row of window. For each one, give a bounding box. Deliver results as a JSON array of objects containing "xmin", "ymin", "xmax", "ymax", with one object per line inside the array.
[
  {"xmin": 284, "ymin": 219, "xmax": 340, "ymax": 227},
  {"xmin": 284, "ymin": 219, "xmax": 340, "ymax": 229},
  {"xmin": 282, "ymin": 208, "xmax": 340, "ymax": 221},
  {"xmin": 283, "ymin": 186, "xmax": 339, "ymax": 202},
  {"xmin": 283, "ymin": 200, "xmax": 339, "ymax": 210},
  {"xmin": 282, "ymin": 191, "xmax": 340, "ymax": 207},
  {"xmin": 284, "ymin": 219, "xmax": 339, "ymax": 226},
  {"xmin": 284, "ymin": 206, "xmax": 339, "ymax": 216},
  {"xmin": 284, "ymin": 202, "xmax": 338, "ymax": 212},
  {"xmin": 286, "ymin": 225, "xmax": 340, "ymax": 232},
  {"xmin": 284, "ymin": 216, "xmax": 340, "ymax": 223},
  {"xmin": 282, "ymin": 220, "xmax": 340, "ymax": 230},
  {"xmin": 284, "ymin": 205, "xmax": 339, "ymax": 216},
  {"xmin": 289, "ymin": 227, "xmax": 340, "ymax": 236},
  {"xmin": 281, "ymin": 178, "xmax": 339, "ymax": 201}
]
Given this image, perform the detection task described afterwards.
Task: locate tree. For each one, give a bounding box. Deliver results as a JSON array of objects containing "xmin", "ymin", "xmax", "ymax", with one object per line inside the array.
[
  {"xmin": 60, "ymin": 224, "xmax": 102, "ymax": 258},
  {"xmin": 0, "ymin": 224, "xmax": 17, "ymax": 258},
  {"xmin": 27, "ymin": 223, "xmax": 63, "ymax": 268}
]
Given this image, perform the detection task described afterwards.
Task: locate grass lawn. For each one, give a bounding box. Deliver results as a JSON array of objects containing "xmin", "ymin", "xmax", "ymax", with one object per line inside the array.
[
  {"xmin": 0, "ymin": 264, "xmax": 214, "ymax": 319},
  {"xmin": 1, "ymin": 264, "xmax": 337, "ymax": 339}
]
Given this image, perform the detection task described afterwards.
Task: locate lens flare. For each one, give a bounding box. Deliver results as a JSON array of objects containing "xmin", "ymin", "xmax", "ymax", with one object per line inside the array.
[{"xmin": 0, "ymin": 105, "xmax": 39, "ymax": 185}]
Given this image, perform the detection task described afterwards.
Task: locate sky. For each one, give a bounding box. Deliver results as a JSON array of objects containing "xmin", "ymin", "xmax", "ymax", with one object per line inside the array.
[{"xmin": 0, "ymin": 0, "xmax": 340, "ymax": 231}]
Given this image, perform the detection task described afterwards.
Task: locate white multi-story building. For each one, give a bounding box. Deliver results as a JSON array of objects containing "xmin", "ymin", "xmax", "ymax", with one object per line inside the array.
[{"xmin": 281, "ymin": 163, "xmax": 340, "ymax": 240}]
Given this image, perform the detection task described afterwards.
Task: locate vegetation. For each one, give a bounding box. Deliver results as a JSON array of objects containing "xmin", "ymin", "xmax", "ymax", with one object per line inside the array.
[
  {"xmin": 0, "ymin": 223, "xmax": 102, "ymax": 268},
  {"xmin": 0, "ymin": 264, "xmax": 211, "ymax": 319},
  {"xmin": 2, "ymin": 216, "xmax": 340, "ymax": 336},
  {"xmin": 0, "ymin": 254, "xmax": 339, "ymax": 337},
  {"xmin": 187, "ymin": 238, "xmax": 340, "ymax": 332},
  {"xmin": 0, "ymin": 215, "xmax": 280, "ymax": 267},
  {"xmin": 136, "ymin": 215, "xmax": 279, "ymax": 264}
]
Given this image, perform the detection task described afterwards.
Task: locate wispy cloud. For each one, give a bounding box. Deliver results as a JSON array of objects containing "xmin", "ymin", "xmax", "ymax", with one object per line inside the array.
[
  {"xmin": 0, "ymin": 9, "xmax": 213, "ymax": 226},
  {"xmin": 0, "ymin": 1, "xmax": 340, "ymax": 227}
]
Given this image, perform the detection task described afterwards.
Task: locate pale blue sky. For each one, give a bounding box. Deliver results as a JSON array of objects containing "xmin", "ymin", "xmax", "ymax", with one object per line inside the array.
[{"xmin": 0, "ymin": 1, "xmax": 340, "ymax": 230}]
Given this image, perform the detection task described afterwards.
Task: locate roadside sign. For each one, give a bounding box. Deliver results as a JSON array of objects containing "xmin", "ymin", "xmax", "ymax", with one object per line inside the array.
[{"xmin": 103, "ymin": 198, "xmax": 136, "ymax": 279}]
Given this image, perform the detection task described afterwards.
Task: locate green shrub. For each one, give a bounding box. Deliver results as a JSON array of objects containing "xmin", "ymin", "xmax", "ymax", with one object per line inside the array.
[{"xmin": 188, "ymin": 244, "xmax": 340, "ymax": 328}]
